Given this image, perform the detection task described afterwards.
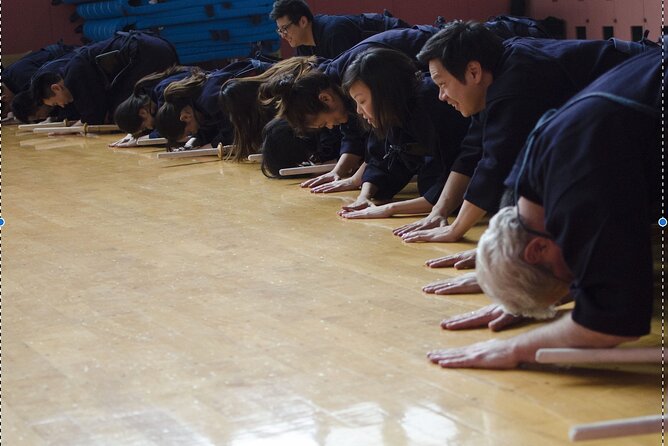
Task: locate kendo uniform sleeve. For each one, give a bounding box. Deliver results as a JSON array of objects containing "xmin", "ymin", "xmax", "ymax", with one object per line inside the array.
[
  {"xmin": 314, "ymin": 127, "xmax": 343, "ymax": 162},
  {"xmin": 449, "ymin": 118, "xmax": 483, "ymax": 178},
  {"xmin": 464, "ymin": 97, "xmax": 553, "ymax": 214},
  {"xmin": 338, "ymin": 113, "xmax": 367, "ymax": 158},
  {"xmin": 420, "ymin": 174, "xmax": 445, "ymax": 204},
  {"xmin": 416, "ymin": 156, "xmax": 445, "ymax": 204},
  {"xmin": 193, "ymin": 71, "xmax": 233, "ymax": 147},
  {"xmin": 416, "ymin": 80, "xmax": 470, "ymax": 205}
]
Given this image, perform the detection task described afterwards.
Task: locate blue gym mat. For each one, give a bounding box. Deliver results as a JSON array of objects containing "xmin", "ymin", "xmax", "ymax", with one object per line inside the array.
[
  {"xmin": 174, "ymin": 39, "xmax": 279, "ymax": 63},
  {"xmin": 156, "ymin": 17, "xmax": 276, "ymax": 44},
  {"xmin": 76, "ymin": 0, "xmax": 272, "ymax": 20}
]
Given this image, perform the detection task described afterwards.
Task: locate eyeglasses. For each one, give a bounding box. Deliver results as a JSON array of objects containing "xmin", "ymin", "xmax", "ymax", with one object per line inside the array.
[
  {"xmin": 513, "ymin": 157, "xmax": 553, "ymax": 240},
  {"xmin": 276, "ymin": 22, "xmax": 295, "ymax": 36},
  {"xmin": 516, "ymin": 207, "xmax": 553, "ymax": 239}
]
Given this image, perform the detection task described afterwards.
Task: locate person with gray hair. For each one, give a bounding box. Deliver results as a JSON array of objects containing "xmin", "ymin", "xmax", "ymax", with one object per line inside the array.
[
  {"xmin": 476, "ymin": 206, "xmax": 570, "ymax": 320},
  {"xmin": 427, "ymin": 47, "xmax": 662, "ymax": 369}
]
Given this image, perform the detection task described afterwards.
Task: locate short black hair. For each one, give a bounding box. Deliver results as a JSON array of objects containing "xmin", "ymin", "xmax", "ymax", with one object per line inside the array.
[
  {"xmin": 31, "ymin": 71, "xmax": 63, "ymax": 101},
  {"xmin": 11, "ymin": 91, "xmax": 40, "ymax": 123},
  {"xmin": 261, "ymin": 118, "xmax": 317, "ymax": 178},
  {"xmin": 114, "ymin": 94, "xmax": 151, "ymax": 135},
  {"xmin": 269, "ymin": 0, "xmax": 313, "ymax": 23},
  {"xmin": 417, "ymin": 20, "xmax": 504, "ymax": 82}
]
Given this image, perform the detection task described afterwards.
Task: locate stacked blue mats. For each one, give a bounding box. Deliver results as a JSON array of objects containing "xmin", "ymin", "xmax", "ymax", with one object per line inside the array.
[{"xmin": 60, "ymin": 0, "xmax": 280, "ymax": 63}]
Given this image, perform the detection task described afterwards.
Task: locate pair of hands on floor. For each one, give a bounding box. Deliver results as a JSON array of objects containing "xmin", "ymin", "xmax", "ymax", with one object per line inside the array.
[
  {"xmin": 420, "ymin": 250, "xmax": 525, "ymax": 332},
  {"xmin": 299, "ymin": 168, "xmax": 529, "ymax": 368},
  {"xmin": 298, "ymin": 172, "xmax": 523, "ymax": 333},
  {"xmin": 425, "ymin": 249, "xmax": 529, "ymax": 369}
]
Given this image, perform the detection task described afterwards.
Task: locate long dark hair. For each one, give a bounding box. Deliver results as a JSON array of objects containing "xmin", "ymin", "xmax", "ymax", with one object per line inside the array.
[
  {"xmin": 220, "ymin": 79, "xmax": 275, "ymax": 161},
  {"xmin": 154, "ymin": 69, "xmax": 207, "ymax": 145},
  {"xmin": 263, "ymin": 70, "xmax": 345, "ymax": 134},
  {"xmin": 11, "ymin": 91, "xmax": 40, "ymax": 123},
  {"xmin": 260, "ymin": 118, "xmax": 319, "ymax": 178},
  {"xmin": 114, "ymin": 65, "xmax": 191, "ymax": 135},
  {"xmin": 219, "ymin": 56, "xmax": 318, "ymax": 161},
  {"xmin": 342, "ymin": 47, "xmax": 422, "ymax": 137}
]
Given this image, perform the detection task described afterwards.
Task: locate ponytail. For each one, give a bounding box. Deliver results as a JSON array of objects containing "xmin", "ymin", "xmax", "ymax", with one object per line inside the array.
[
  {"xmin": 219, "ymin": 56, "xmax": 319, "ymax": 161},
  {"xmin": 163, "ymin": 69, "xmax": 207, "ymax": 103},
  {"xmin": 115, "ymin": 65, "xmax": 197, "ymax": 134},
  {"xmin": 220, "ymin": 79, "xmax": 275, "ymax": 162},
  {"xmin": 132, "ymin": 64, "xmax": 194, "ymax": 96},
  {"xmin": 271, "ymin": 71, "xmax": 338, "ymax": 134}
]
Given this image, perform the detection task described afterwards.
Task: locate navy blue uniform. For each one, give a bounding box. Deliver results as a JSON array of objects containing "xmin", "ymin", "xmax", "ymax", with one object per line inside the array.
[
  {"xmin": 508, "ymin": 49, "xmax": 662, "ymax": 337},
  {"xmin": 193, "ymin": 60, "xmax": 273, "ymax": 146},
  {"xmin": 483, "ymin": 15, "xmax": 557, "ymax": 40},
  {"xmin": 312, "ymin": 127, "xmax": 343, "ymax": 162},
  {"xmin": 145, "ymin": 70, "xmax": 193, "ymax": 110},
  {"xmin": 457, "ymin": 37, "xmax": 650, "ymax": 214},
  {"xmin": 192, "ymin": 69, "xmax": 233, "ymax": 146},
  {"xmin": 316, "ymin": 26, "xmax": 442, "ymax": 159},
  {"xmin": 3, "ymin": 42, "xmax": 77, "ymax": 95},
  {"xmin": 137, "ymin": 69, "xmax": 194, "ymax": 138},
  {"xmin": 362, "ymin": 77, "xmax": 469, "ymax": 201},
  {"xmin": 59, "ymin": 31, "xmax": 177, "ymax": 124},
  {"xmin": 33, "ymin": 51, "xmax": 77, "ymax": 80},
  {"xmin": 320, "ymin": 25, "xmax": 440, "ymax": 83},
  {"xmin": 296, "ymin": 13, "xmax": 410, "ymax": 59}
]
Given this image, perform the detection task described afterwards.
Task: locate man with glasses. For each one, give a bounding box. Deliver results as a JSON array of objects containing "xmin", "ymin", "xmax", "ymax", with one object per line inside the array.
[
  {"xmin": 427, "ymin": 48, "xmax": 662, "ymax": 369},
  {"xmin": 269, "ymin": 0, "xmax": 409, "ymax": 59}
]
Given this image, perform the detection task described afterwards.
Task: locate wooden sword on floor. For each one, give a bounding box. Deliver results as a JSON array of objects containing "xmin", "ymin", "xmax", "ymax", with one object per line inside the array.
[
  {"xmin": 156, "ymin": 143, "xmax": 231, "ymax": 159},
  {"xmin": 156, "ymin": 145, "xmax": 264, "ymax": 162},
  {"xmin": 33, "ymin": 124, "xmax": 121, "ymax": 134},
  {"xmin": 18, "ymin": 119, "xmax": 69, "ymax": 130}
]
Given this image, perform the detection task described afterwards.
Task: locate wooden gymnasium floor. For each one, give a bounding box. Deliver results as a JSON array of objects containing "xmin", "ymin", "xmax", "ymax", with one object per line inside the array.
[{"xmin": 3, "ymin": 124, "xmax": 663, "ymax": 445}]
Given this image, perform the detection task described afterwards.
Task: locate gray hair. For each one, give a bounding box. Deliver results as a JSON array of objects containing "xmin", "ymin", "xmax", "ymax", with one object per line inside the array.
[{"xmin": 476, "ymin": 206, "xmax": 568, "ymax": 319}]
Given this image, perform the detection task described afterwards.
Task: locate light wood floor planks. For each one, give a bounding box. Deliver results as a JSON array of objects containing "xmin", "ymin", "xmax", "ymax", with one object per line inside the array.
[{"xmin": 3, "ymin": 125, "xmax": 662, "ymax": 445}]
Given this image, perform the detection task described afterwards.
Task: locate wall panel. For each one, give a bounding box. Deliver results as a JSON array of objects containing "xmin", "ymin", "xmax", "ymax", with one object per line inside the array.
[
  {"xmin": 4, "ymin": 1, "xmax": 82, "ymax": 55},
  {"xmin": 529, "ymin": 0, "xmax": 662, "ymax": 40}
]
